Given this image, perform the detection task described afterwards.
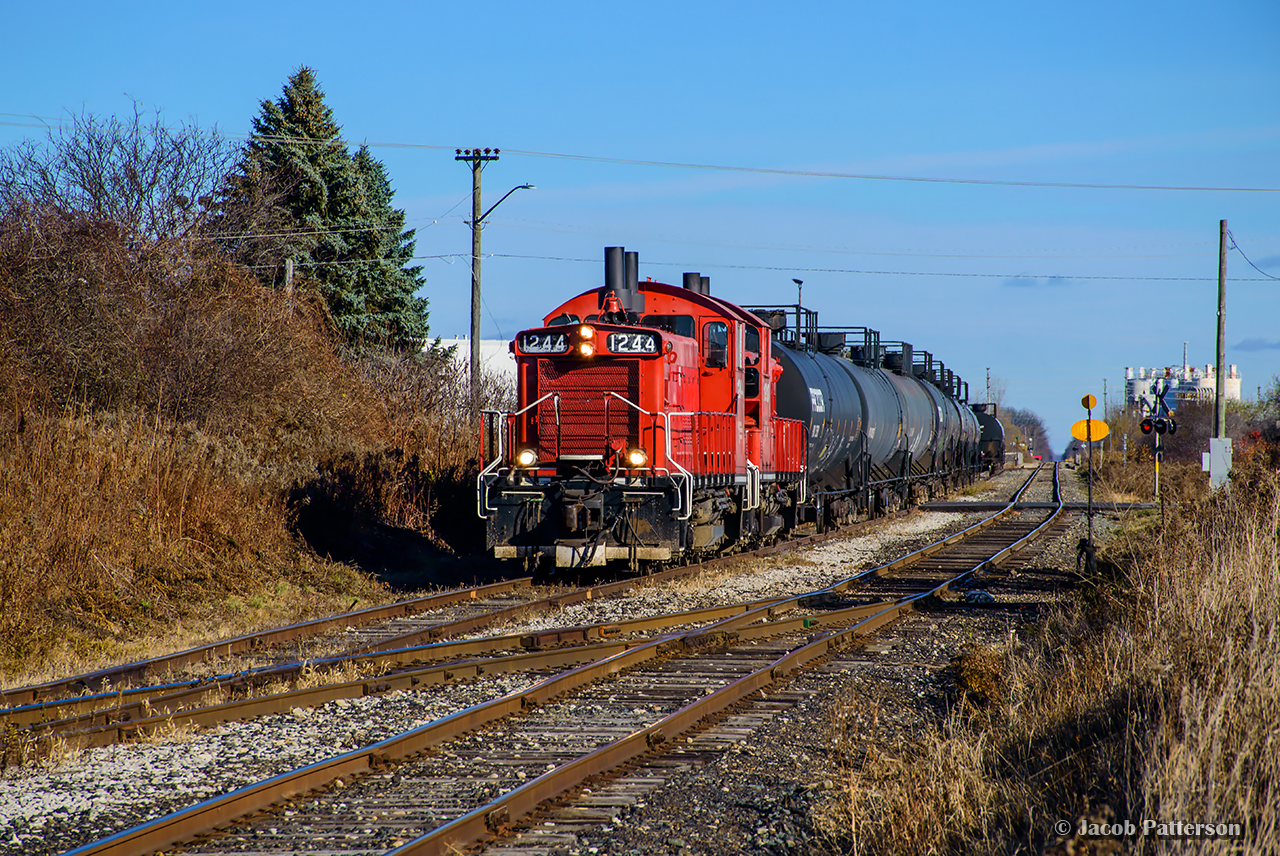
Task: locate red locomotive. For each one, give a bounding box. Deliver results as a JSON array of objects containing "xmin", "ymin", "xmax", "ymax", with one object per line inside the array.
[{"xmin": 480, "ymin": 247, "xmax": 984, "ymax": 572}]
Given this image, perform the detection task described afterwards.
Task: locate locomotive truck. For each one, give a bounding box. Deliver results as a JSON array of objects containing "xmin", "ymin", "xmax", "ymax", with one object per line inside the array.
[{"xmin": 478, "ymin": 247, "xmax": 998, "ymax": 572}]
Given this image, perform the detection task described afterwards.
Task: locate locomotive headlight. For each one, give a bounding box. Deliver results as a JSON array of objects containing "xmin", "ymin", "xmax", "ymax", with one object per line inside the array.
[
  {"xmin": 514, "ymin": 448, "xmax": 538, "ymax": 468},
  {"xmin": 579, "ymin": 342, "xmax": 596, "ymax": 357},
  {"xmin": 626, "ymin": 448, "xmax": 648, "ymax": 469},
  {"xmin": 578, "ymin": 324, "xmax": 596, "ymax": 340}
]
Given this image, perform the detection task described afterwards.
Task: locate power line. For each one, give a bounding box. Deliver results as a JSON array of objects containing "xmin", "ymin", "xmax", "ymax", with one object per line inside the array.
[
  {"xmin": 479, "ymin": 252, "xmax": 1277, "ymax": 282},
  {"xmin": 500, "ymin": 147, "xmax": 1280, "ymax": 193},
  {"xmin": 487, "ymin": 217, "xmax": 1273, "ymax": 260},
  {"xmin": 4, "ymin": 113, "xmax": 1277, "ymax": 193},
  {"xmin": 1226, "ymin": 229, "xmax": 1280, "ymax": 280}
]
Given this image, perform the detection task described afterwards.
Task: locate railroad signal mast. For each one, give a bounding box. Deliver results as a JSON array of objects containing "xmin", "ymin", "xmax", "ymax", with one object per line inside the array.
[{"xmin": 1138, "ymin": 382, "xmax": 1176, "ymax": 500}]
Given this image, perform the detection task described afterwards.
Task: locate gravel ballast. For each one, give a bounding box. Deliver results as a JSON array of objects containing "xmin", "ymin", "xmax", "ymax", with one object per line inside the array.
[{"xmin": 1, "ymin": 467, "xmax": 1088, "ymax": 855}]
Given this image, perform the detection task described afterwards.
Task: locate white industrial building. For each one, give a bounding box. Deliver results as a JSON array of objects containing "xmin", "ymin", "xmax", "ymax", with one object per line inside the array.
[
  {"xmin": 1124, "ymin": 362, "xmax": 1241, "ymax": 411},
  {"xmin": 433, "ymin": 337, "xmax": 518, "ymax": 381}
]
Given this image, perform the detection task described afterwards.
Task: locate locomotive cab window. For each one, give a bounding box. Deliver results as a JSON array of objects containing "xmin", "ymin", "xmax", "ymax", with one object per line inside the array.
[
  {"xmin": 704, "ymin": 321, "xmax": 728, "ymax": 368},
  {"xmin": 745, "ymin": 366, "xmax": 760, "ymax": 398},
  {"xmin": 546, "ymin": 313, "xmax": 579, "ymax": 326},
  {"xmin": 744, "ymin": 326, "xmax": 760, "ymax": 366},
  {"xmin": 641, "ymin": 314, "xmax": 694, "ymax": 338}
]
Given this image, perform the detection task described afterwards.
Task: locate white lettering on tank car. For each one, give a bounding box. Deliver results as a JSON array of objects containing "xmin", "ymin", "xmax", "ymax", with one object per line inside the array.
[{"xmin": 809, "ymin": 388, "xmax": 825, "ymax": 413}]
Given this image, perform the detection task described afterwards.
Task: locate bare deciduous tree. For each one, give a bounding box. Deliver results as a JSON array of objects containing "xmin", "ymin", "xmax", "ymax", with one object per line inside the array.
[{"xmin": 0, "ymin": 103, "xmax": 234, "ymax": 243}]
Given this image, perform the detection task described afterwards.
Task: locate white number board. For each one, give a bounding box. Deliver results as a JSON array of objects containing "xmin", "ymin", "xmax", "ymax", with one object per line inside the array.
[
  {"xmin": 519, "ymin": 332, "xmax": 569, "ymax": 354},
  {"xmin": 607, "ymin": 332, "xmax": 658, "ymax": 354}
]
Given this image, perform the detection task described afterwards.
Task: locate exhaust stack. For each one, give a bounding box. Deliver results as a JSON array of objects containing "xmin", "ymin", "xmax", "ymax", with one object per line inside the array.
[{"xmin": 603, "ymin": 246, "xmax": 644, "ymax": 312}]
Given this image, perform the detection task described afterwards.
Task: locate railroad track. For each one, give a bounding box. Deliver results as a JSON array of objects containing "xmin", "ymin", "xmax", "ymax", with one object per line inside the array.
[
  {"xmin": 6, "ymin": 470, "xmax": 1048, "ymax": 759},
  {"xmin": 40, "ymin": 465, "xmax": 1068, "ymax": 856},
  {"xmin": 2, "ymin": 487, "xmax": 946, "ymax": 753}
]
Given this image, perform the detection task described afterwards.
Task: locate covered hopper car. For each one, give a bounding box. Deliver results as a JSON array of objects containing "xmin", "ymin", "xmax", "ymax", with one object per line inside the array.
[{"xmin": 479, "ymin": 247, "xmax": 991, "ymax": 572}]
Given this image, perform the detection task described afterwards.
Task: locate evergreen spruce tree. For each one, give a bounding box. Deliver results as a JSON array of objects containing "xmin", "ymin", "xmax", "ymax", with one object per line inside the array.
[
  {"xmin": 224, "ymin": 67, "xmax": 428, "ymax": 347},
  {"xmin": 347, "ymin": 145, "xmax": 429, "ymax": 345}
]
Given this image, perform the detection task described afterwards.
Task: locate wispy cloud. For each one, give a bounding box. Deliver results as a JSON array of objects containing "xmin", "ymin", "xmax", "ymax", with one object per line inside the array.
[
  {"xmin": 1003, "ymin": 275, "xmax": 1071, "ymax": 288},
  {"xmin": 1235, "ymin": 338, "xmax": 1280, "ymax": 352},
  {"xmin": 1255, "ymin": 254, "xmax": 1280, "ymax": 270}
]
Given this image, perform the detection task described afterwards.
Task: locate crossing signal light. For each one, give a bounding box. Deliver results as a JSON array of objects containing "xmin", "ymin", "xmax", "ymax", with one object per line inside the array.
[{"xmin": 1140, "ymin": 418, "xmax": 1153, "ymax": 435}]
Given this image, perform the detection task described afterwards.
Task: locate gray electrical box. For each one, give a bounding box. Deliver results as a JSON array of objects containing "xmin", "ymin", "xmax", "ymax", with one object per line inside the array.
[{"xmin": 1201, "ymin": 438, "xmax": 1232, "ymax": 490}]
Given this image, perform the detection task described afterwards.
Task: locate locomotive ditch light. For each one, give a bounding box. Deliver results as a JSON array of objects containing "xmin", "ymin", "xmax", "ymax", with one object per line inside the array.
[
  {"xmin": 1140, "ymin": 418, "xmax": 1154, "ymax": 435},
  {"xmin": 514, "ymin": 448, "xmax": 538, "ymax": 468},
  {"xmin": 626, "ymin": 448, "xmax": 648, "ymax": 469}
]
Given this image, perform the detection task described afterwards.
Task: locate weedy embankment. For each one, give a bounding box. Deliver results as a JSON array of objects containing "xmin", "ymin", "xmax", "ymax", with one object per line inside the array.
[
  {"xmin": 0, "ymin": 208, "xmax": 502, "ymax": 684},
  {"xmin": 816, "ymin": 455, "xmax": 1279, "ymax": 855}
]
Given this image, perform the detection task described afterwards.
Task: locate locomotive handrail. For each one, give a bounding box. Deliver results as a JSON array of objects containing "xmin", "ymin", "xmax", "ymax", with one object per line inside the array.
[
  {"xmin": 605, "ymin": 392, "xmax": 695, "ymax": 521},
  {"xmin": 664, "ymin": 409, "xmax": 738, "ymax": 476},
  {"xmin": 744, "ymin": 459, "xmax": 761, "ymax": 510},
  {"xmin": 477, "ymin": 393, "xmax": 561, "ymax": 519},
  {"xmin": 506, "ymin": 391, "xmax": 561, "ymax": 421},
  {"xmin": 476, "ymin": 412, "xmax": 507, "ymax": 520}
]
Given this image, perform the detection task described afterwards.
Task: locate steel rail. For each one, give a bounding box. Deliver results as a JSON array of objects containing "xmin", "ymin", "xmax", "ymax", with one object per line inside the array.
[
  {"xmin": 15, "ymin": 500, "xmax": 981, "ymax": 749},
  {"xmin": 1, "ymin": 578, "xmax": 537, "ymax": 707},
  {"xmin": 61, "ymin": 586, "xmax": 912, "ymax": 856},
  {"xmin": 393, "ymin": 466, "xmax": 1065, "ymax": 854},
  {"xmin": 40, "ymin": 593, "xmax": 901, "ymax": 758},
  {"xmin": 14, "ymin": 596, "xmax": 800, "ymax": 750},
  {"xmin": 65, "ymin": 468, "xmax": 1056, "ymax": 856},
  {"xmin": 6, "ymin": 498, "xmax": 927, "ymax": 735},
  {"xmin": 19, "ymin": 468, "xmax": 1034, "ymax": 735},
  {"xmin": 346, "ymin": 503, "xmax": 922, "ymax": 655},
  {"xmin": 9, "ymin": 507, "xmax": 987, "ymax": 749},
  {"xmin": 11, "ymin": 461, "xmax": 953, "ymax": 714}
]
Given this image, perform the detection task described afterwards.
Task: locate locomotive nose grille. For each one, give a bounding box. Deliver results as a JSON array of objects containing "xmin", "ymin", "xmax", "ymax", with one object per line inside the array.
[{"xmin": 536, "ymin": 360, "xmax": 639, "ymax": 457}]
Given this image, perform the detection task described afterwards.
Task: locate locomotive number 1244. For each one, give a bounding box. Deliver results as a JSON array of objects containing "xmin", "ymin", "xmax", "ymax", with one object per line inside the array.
[{"xmin": 606, "ymin": 332, "xmax": 658, "ymax": 353}]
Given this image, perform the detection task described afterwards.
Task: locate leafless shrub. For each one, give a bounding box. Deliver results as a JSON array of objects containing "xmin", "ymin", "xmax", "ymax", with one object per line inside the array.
[
  {"xmin": 0, "ymin": 107, "xmax": 514, "ymax": 678},
  {"xmin": 0, "ymin": 104, "xmax": 233, "ymax": 244}
]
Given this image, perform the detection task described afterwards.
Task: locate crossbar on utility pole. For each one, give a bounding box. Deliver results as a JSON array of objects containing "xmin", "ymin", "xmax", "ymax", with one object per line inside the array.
[{"xmin": 456, "ymin": 147, "xmax": 500, "ymax": 414}]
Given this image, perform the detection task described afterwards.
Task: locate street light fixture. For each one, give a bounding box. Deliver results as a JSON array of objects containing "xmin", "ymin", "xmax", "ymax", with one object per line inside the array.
[{"xmin": 455, "ymin": 147, "xmax": 534, "ymax": 411}]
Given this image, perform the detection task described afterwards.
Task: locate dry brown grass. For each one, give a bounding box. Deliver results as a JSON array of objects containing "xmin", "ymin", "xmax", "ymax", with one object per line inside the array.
[
  {"xmin": 816, "ymin": 456, "xmax": 1280, "ymax": 855},
  {"xmin": 0, "ymin": 206, "xmax": 496, "ymax": 683}
]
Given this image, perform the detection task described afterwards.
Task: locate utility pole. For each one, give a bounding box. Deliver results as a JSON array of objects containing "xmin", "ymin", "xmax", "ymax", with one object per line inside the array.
[
  {"xmin": 1215, "ymin": 219, "xmax": 1227, "ymax": 439},
  {"xmin": 457, "ymin": 147, "xmax": 501, "ymax": 412},
  {"xmin": 986, "ymin": 367, "xmax": 990, "ymax": 404},
  {"xmin": 1103, "ymin": 378, "xmax": 1108, "ymax": 453}
]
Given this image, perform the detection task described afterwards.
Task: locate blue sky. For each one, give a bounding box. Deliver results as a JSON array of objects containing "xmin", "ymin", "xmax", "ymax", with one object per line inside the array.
[{"xmin": 4, "ymin": 1, "xmax": 1278, "ymax": 452}]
